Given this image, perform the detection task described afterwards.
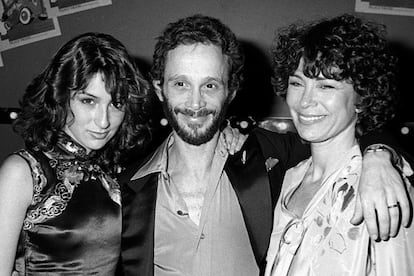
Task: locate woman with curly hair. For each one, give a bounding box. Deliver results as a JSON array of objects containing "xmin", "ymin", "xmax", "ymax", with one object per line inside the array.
[
  {"xmin": 0, "ymin": 32, "xmax": 151, "ymax": 274},
  {"xmin": 265, "ymin": 14, "xmax": 414, "ymax": 275}
]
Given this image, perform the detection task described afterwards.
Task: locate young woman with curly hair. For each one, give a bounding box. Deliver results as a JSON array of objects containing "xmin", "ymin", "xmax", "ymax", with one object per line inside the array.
[
  {"xmin": 0, "ymin": 32, "xmax": 151, "ymax": 274},
  {"xmin": 265, "ymin": 14, "xmax": 414, "ymax": 276}
]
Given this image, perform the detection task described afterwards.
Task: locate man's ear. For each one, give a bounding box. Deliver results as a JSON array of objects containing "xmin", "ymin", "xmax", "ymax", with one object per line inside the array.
[
  {"xmin": 228, "ymin": 90, "xmax": 237, "ymax": 103},
  {"xmin": 153, "ymin": 80, "xmax": 164, "ymax": 102}
]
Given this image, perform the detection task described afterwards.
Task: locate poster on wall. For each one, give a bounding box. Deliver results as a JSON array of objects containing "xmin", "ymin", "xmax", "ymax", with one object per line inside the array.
[
  {"xmin": 0, "ymin": 0, "xmax": 112, "ymax": 67},
  {"xmin": 0, "ymin": 1, "xmax": 61, "ymax": 59},
  {"xmin": 47, "ymin": 0, "xmax": 112, "ymax": 17},
  {"xmin": 356, "ymin": 0, "xmax": 414, "ymax": 16}
]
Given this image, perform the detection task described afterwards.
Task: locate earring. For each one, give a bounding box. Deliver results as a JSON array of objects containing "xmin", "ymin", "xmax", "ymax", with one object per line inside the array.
[{"xmin": 355, "ymin": 108, "xmax": 362, "ymax": 114}]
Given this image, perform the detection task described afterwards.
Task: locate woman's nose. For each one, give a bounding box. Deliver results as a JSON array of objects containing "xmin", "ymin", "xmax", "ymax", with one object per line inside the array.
[
  {"xmin": 94, "ymin": 106, "xmax": 110, "ymax": 129},
  {"xmin": 300, "ymin": 86, "xmax": 316, "ymax": 108}
]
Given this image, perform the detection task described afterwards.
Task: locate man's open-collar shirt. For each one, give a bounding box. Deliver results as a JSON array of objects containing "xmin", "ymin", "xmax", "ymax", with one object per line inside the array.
[{"xmin": 132, "ymin": 134, "xmax": 259, "ymax": 276}]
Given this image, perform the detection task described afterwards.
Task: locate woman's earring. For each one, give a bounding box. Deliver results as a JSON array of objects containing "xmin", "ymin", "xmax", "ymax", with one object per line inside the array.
[{"xmin": 355, "ymin": 108, "xmax": 362, "ymax": 114}]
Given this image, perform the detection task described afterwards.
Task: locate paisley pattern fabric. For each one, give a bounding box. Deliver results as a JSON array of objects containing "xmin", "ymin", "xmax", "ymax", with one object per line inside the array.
[{"xmin": 13, "ymin": 132, "xmax": 121, "ymax": 275}]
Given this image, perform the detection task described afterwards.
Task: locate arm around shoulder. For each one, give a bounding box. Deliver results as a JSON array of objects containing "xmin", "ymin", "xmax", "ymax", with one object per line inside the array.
[
  {"xmin": 0, "ymin": 154, "xmax": 33, "ymax": 274},
  {"xmin": 253, "ymin": 127, "xmax": 310, "ymax": 169},
  {"xmin": 354, "ymin": 129, "xmax": 414, "ymax": 240},
  {"xmin": 371, "ymin": 181, "xmax": 414, "ymax": 276}
]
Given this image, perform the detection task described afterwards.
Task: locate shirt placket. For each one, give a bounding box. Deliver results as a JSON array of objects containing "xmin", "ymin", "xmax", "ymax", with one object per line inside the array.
[{"xmin": 193, "ymin": 145, "xmax": 228, "ymax": 276}]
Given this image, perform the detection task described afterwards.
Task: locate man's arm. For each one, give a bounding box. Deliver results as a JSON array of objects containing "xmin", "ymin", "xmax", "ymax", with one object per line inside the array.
[
  {"xmin": 223, "ymin": 123, "xmax": 413, "ymax": 241},
  {"xmin": 354, "ymin": 130, "xmax": 414, "ymax": 241},
  {"xmin": 255, "ymin": 127, "xmax": 413, "ymax": 241}
]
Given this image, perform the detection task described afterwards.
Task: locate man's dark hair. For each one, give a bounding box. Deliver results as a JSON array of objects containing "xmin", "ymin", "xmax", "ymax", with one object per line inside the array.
[{"xmin": 150, "ymin": 14, "xmax": 244, "ymax": 95}]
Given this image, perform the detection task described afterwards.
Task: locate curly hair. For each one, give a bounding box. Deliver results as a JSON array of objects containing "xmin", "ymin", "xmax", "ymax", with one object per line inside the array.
[
  {"xmin": 271, "ymin": 14, "xmax": 398, "ymax": 135},
  {"xmin": 150, "ymin": 14, "xmax": 244, "ymax": 95},
  {"xmin": 13, "ymin": 32, "xmax": 151, "ymax": 173}
]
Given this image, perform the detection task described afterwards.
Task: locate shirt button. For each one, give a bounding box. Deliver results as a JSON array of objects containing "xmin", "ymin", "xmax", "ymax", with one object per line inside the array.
[{"xmin": 200, "ymin": 233, "xmax": 205, "ymax": 239}]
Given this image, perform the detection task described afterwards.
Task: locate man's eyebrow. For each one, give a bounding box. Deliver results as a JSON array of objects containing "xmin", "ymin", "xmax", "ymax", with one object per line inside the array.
[
  {"xmin": 166, "ymin": 74, "xmax": 186, "ymax": 81},
  {"xmin": 204, "ymin": 76, "xmax": 225, "ymax": 84}
]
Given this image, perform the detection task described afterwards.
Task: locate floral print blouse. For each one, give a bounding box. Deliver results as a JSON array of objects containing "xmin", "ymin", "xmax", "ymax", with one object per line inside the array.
[{"xmin": 265, "ymin": 145, "xmax": 414, "ymax": 276}]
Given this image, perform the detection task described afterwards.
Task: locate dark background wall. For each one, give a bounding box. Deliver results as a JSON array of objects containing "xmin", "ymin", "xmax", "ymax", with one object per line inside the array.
[{"xmin": 1, "ymin": 0, "xmax": 414, "ymax": 161}]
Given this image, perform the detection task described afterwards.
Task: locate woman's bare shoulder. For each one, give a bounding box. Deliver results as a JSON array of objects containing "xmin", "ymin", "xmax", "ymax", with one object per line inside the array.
[{"xmin": 0, "ymin": 154, "xmax": 34, "ymax": 201}]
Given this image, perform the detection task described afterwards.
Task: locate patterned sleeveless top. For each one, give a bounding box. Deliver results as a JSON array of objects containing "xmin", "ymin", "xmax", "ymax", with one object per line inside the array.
[{"xmin": 13, "ymin": 132, "xmax": 121, "ymax": 275}]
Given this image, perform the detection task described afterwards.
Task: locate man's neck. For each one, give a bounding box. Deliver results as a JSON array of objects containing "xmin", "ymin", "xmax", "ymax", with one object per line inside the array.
[
  {"xmin": 168, "ymin": 132, "xmax": 220, "ymax": 177},
  {"xmin": 167, "ymin": 131, "xmax": 222, "ymax": 225}
]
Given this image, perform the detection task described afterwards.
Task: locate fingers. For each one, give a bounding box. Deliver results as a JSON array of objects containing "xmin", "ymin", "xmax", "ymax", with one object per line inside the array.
[
  {"xmin": 387, "ymin": 202, "xmax": 400, "ymax": 238},
  {"xmin": 357, "ymin": 192, "xmax": 403, "ymax": 240},
  {"xmin": 237, "ymin": 132, "xmax": 248, "ymax": 153},
  {"xmin": 221, "ymin": 125, "xmax": 248, "ymax": 155},
  {"xmin": 235, "ymin": 132, "xmax": 244, "ymax": 153},
  {"xmin": 220, "ymin": 132, "xmax": 227, "ymax": 148},
  {"xmin": 355, "ymin": 190, "xmax": 401, "ymax": 240},
  {"xmin": 360, "ymin": 197, "xmax": 380, "ymax": 241},
  {"xmin": 229, "ymin": 128, "xmax": 240, "ymax": 155},
  {"xmin": 376, "ymin": 199, "xmax": 391, "ymax": 240},
  {"xmin": 382, "ymin": 172, "xmax": 408, "ymax": 237},
  {"xmin": 221, "ymin": 126, "xmax": 240, "ymax": 155},
  {"xmin": 399, "ymin": 194, "xmax": 411, "ymax": 228},
  {"xmin": 221, "ymin": 127, "xmax": 234, "ymax": 154},
  {"xmin": 393, "ymin": 178, "xmax": 411, "ymax": 227},
  {"xmin": 350, "ymin": 194, "xmax": 363, "ymax": 225},
  {"xmin": 223, "ymin": 128, "xmax": 233, "ymax": 150},
  {"xmin": 382, "ymin": 181, "xmax": 400, "ymax": 238},
  {"xmin": 358, "ymin": 152, "xmax": 411, "ymax": 241}
]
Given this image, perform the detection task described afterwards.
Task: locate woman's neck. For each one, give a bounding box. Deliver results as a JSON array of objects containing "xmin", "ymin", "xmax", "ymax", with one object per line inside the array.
[{"xmin": 309, "ymin": 128, "xmax": 357, "ymax": 183}]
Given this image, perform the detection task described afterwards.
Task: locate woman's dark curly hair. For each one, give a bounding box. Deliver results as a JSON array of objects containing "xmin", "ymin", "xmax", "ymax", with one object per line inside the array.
[
  {"xmin": 13, "ymin": 32, "xmax": 151, "ymax": 173},
  {"xmin": 271, "ymin": 14, "xmax": 398, "ymax": 135},
  {"xmin": 150, "ymin": 14, "xmax": 244, "ymax": 95}
]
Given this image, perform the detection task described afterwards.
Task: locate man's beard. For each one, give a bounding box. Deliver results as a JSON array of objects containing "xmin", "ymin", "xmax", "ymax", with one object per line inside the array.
[{"xmin": 161, "ymin": 99, "xmax": 229, "ymax": 146}]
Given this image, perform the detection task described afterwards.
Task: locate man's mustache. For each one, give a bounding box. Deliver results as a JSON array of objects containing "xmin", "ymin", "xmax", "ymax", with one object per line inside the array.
[{"xmin": 174, "ymin": 107, "xmax": 215, "ymax": 117}]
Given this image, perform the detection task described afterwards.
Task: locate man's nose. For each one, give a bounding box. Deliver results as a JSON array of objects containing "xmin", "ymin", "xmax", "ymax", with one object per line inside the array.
[{"xmin": 186, "ymin": 88, "xmax": 206, "ymax": 109}]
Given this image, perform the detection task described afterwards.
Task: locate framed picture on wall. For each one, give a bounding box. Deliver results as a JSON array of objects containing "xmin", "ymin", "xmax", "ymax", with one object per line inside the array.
[
  {"xmin": 355, "ymin": 0, "xmax": 414, "ymax": 16},
  {"xmin": 47, "ymin": 0, "xmax": 112, "ymax": 17},
  {"xmin": 0, "ymin": 12, "xmax": 61, "ymax": 67},
  {"xmin": 0, "ymin": 0, "xmax": 112, "ymax": 67},
  {"xmin": 0, "ymin": 0, "xmax": 61, "ymax": 44}
]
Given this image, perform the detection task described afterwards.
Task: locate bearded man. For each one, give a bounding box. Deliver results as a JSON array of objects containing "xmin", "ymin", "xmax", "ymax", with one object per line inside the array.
[{"xmin": 119, "ymin": 14, "xmax": 412, "ymax": 276}]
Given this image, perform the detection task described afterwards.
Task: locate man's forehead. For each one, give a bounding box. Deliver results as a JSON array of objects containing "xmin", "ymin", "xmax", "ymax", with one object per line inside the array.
[
  {"xmin": 164, "ymin": 43, "xmax": 230, "ymax": 79},
  {"xmin": 166, "ymin": 43, "xmax": 225, "ymax": 61}
]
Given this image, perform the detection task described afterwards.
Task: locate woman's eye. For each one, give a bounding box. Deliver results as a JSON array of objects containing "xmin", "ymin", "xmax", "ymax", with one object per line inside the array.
[
  {"xmin": 112, "ymin": 102, "xmax": 125, "ymax": 110},
  {"xmin": 320, "ymin": 84, "xmax": 335, "ymax": 89},
  {"xmin": 80, "ymin": 98, "xmax": 95, "ymax": 105},
  {"xmin": 288, "ymin": 81, "xmax": 302, "ymax": 87}
]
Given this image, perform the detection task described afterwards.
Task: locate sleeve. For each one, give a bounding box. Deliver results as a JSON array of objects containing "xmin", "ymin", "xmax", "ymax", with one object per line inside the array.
[
  {"xmin": 401, "ymin": 157, "xmax": 414, "ymax": 183},
  {"xmin": 359, "ymin": 129, "xmax": 414, "ymax": 173},
  {"xmin": 253, "ymin": 127, "xmax": 311, "ymax": 170}
]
